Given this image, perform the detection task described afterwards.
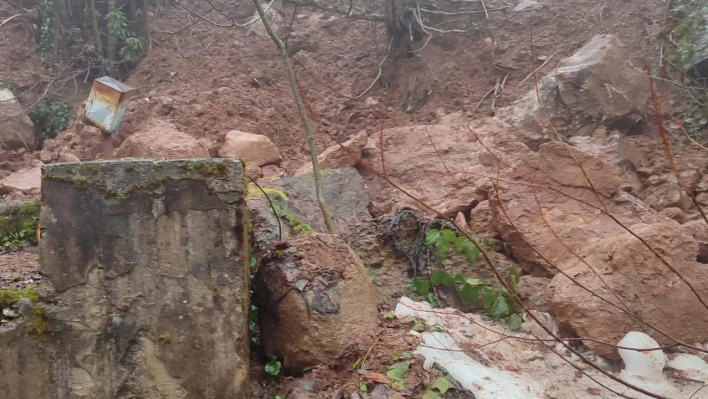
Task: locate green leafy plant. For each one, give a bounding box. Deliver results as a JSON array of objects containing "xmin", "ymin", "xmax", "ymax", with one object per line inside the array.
[
  {"xmin": 425, "ymin": 228, "xmax": 479, "ymax": 263},
  {"xmin": 106, "ymin": 10, "xmax": 144, "ymax": 64},
  {"xmin": 106, "ymin": 10, "xmax": 129, "ymax": 41},
  {"xmin": 667, "ymin": 0, "xmax": 708, "ymax": 137},
  {"xmin": 270, "ymin": 201, "xmax": 313, "ymax": 235},
  {"xmin": 386, "ymin": 359, "xmax": 409, "ymax": 390},
  {"xmin": 265, "ymin": 357, "xmax": 282, "ymax": 376},
  {"xmin": 423, "ymin": 375, "xmax": 455, "ymax": 398},
  {"xmin": 27, "ymin": 98, "xmax": 74, "ymax": 146},
  {"xmin": 0, "ymin": 201, "xmax": 40, "ymax": 250},
  {"xmin": 120, "ymin": 36, "xmax": 144, "ymax": 63},
  {"xmin": 2, "ymin": 230, "xmax": 29, "ymax": 251},
  {"xmin": 411, "ymin": 227, "xmax": 523, "ymax": 328},
  {"xmin": 38, "ymin": 0, "xmax": 56, "ymax": 62}
]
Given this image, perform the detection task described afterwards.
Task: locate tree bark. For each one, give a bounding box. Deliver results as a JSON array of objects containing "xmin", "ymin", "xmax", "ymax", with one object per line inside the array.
[
  {"xmin": 107, "ymin": 0, "xmax": 118, "ymax": 77},
  {"xmin": 252, "ymin": 0, "xmax": 336, "ymax": 233},
  {"xmin": 89, "ymin": 0, "xmax": 104, "ymax": 59}
]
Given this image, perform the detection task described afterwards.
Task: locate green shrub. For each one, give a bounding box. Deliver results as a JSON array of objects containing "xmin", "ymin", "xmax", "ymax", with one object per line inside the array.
[{"xmin": 27, "ymin": 98, "xmax": 74, "ymax": 146}]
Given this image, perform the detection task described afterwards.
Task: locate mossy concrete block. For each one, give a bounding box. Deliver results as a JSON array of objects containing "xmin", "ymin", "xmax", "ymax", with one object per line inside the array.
[{"xmin": 0, "ymin": 159, "xmax": 250, "ymax": 399}]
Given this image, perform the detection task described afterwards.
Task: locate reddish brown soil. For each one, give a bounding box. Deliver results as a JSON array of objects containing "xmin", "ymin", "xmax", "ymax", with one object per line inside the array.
[
  {"xmin": 0, "ymin": 0, "xmax": 698, "ymax": 397},
  {"xmin": 114, "ymin": 0, "xmax": 670, "ymax": 173},
  {"xmin": 0, "ymin": 248, "xmax": 40, "ymax": 290}
]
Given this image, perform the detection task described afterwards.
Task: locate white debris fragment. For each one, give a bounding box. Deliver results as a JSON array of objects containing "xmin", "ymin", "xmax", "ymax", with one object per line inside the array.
[
  {"xmin": 521, "ymin": 310, "xmax": 558, "ymax": 340},
  {"xmin": 395, "ymin": 297, "xmax": 544, "ymax": 399},
  {"xmin": 668, "ymin": 354, "xmax": 708, "ymax": 382},
  {"xmin": 618, "ymin": 331, "xmax": 666, "ymax": 384},
  {"xmin": 514, "ymin": 0, "xmax": 543, "ymax": 12}
]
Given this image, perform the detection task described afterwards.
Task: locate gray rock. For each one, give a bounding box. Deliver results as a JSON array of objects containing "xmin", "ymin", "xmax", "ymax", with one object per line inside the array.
[
  {"xmin": 514, "ymin": 0, "xmax": 543, "ymax": 11},
  {"xmin": 0, "ymin": 159, "xmax": 250, "ymax": 398},
  {"xmin": 496, "ymin": 35, "xmax": 649, "ymax": 144},
  {"xmin": 0, "ymin": 89, "xmax": 35, "ymax": 151},
  {"xmin": 2, "ymin": 308, "xmax": 19, "ymax": 319},
  {"xmin": 265, "ymin": 168, "xmax": 372, "ymax": 236}
]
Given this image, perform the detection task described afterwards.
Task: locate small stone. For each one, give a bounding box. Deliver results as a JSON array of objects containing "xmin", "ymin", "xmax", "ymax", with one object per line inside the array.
[
  {"xmin": 2, "ymin": 308, "xmax": 19, "ymax": 319},
  {"xmin": 219, "ymin": 130, "xmax": 282, "ymax": 167},
  {"xmin": 514, "ymin": 0, "xmax": 543, "ymax": 11}
]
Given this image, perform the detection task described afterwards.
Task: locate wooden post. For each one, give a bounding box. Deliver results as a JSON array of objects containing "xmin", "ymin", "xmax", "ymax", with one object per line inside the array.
[{"xmin": 102, "ymin": 132, "xmax": 113, "ymax": 159}]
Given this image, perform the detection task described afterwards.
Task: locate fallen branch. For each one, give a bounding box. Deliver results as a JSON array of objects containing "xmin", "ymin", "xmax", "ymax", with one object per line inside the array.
[
  {"xmin": 520, "ymin": 52, "xmax": 556, "ymax": 84},
  {"xmin": 0, "ymin": 13, "xmax": 24, "ymax": 28}
]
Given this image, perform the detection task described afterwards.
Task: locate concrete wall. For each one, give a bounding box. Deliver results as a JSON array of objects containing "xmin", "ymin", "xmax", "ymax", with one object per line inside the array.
[{"xmin": 0, "ymin": 159, "xmax": 250, "ymax": 399}]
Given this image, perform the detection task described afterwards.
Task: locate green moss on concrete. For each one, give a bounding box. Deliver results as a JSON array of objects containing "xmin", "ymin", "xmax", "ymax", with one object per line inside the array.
[
  {"xmin": 177, "ymin": 160, "xmax": 231, "ymax": 179},
  {"xmin": 26, "ymin": 306, "xmax": 52, "ymax": 341},
  {"xmin": 247, "ymin": 185, "xmax": 288, "ymax": 201},
  {"xmin": 0, "ymin": 287, "xmax": 39, "ymax": 309}
]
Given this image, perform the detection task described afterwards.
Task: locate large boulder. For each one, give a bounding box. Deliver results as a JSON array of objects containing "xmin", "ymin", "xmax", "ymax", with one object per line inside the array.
[
  {"xmin": 548, "ymin": 221, "xmax": 708, "ymax": 359},
  {"xmin": 218, "ymin": 130, "xmax": 282, "ymax": 167},
  {"xmin": 0, "ymin": 163, "xmax": 41, "ymax": 195},
  {"xmin": 496, "ymin": 34, "xmax": 649, "ymax": 144},
  {"xmin": 0, "ymin": 89, "xmax": 35, "ymax": 151},
  {"xmin": 295, "ymin": 131, "xmax": 368, "ymax": 175},
  {"xmin": 42, "ymin": 124, "xmax": 106, "ymax": 162},
  {"xmin": 256, "ymin": 232, "xmax": 379, "ymax": 373},
  {"xmin": 262, "ymin": 168, "xmax": 372, "ymax": 236},
  {"xmin": 360, "ymin": 121, "xmax": 500, "ymax": 218},
  {"xmin": 116, "ymin": 119, "xmax": 208, "ymax": 159}
]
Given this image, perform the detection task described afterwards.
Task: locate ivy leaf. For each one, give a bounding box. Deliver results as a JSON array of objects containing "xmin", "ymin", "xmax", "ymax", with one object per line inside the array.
[
  {"xmin": 386, "ymin": 360, "xmax": 410, "ymax": 382},
  {"xmin": 507, "ymin": 314, "xmax": 523, "ymax": 330},
  {"xmin": 441, "ymin": 229, "xmax": 456, "ymax": 243},
  {"xmin": 454, "ymin": 236, "xmax": 479, "ymax": 262},
  {"xmin": 414, "ymin": 277, "xmax": 430, "ymax": 295},
  {"xmin": 507, "ymin": 266, "xmax": 521, "ymax": 294},
  {"xmin": 454, "ymin": 273, "xmax": 466, "ymax": 284},
  {"xmin": 435, "ymin": 239, "xmax": 450, "ymax": 259},
  {"xmin": 426, "ymin": 292, "xmax": 438, "ymax": 306},
  {"xmin": 431, "ymin": 270, "xmax": 446, "ymax": 285},
  {"xmin": 431, "ymin": 271, "xmax": 455, "ymax": 287},
  {"xmin": 491, "ymin": 296, "xmax": 510, "ymax": 317},
  {"xmin": 481, "ymin": 286, "xmax": 499, "ymax": 310},
  {"xmin": 454, "ymin": 235, "xmax": 469, "ymax": 253},
  {"xmin": 432, "ymin": 377, "xmax": 453, "ymax": 394},
  {"xmin": 265, "ymin": 358, "xmax": 282, "ymax": 376},
  {"xmin": 459, "ymin": 283, "xmax": 480, "ymax": 305},
  {"xmin": 426, "ymin": 229, "xmax": 441, "ymax": 245}
]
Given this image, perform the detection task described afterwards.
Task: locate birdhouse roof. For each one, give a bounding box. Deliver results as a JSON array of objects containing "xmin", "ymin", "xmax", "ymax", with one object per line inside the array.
[{"xmin": 96, "ymin": 76, "xmax": 134, "ymax": 93}]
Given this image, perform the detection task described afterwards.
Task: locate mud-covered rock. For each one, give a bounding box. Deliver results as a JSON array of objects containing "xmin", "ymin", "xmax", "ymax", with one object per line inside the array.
[
  {"xmin": 0, "ymin": 163, "xmax": 41, "ymax": 195},
  {"xmin": 264, "ymin": 168, "xmax": 371, "ymax": 236},
  {"xmin": 496, "ymin": 34, "xmax": 649, "ymax": 143},
  {"xmin": 294, "ymin": 130, "xmax": 368, "ymax": 175},
  {"xmin": 0, "ymin": 89, "xmax": 35, "ymax": 151},
  {"xmin": 548, "ymin": 222, "xmax": 708, "ymax": 359},
  {"xmin": 116, "ymin": 119, "xmax": 209, "ymax": 159},
  {"xmin": 256, "ymin": 233, "xmax": 379, "ymax": 373},
  {"xmin": 219, "ymin": 130, "xmax": 282, "ymax": 167}
]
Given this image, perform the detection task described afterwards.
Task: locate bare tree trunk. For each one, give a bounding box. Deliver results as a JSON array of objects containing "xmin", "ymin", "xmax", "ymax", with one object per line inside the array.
[
  {"xmin": 89, "ymin": 0, "xmax": 104, "ymax": 59},
  {"xmin": 252, "ymin": 0, "xmax": 336, "ymax": 234},
  {"xmin": 107, "ymin": 0, "xmax": 118, "ymax": 77}
]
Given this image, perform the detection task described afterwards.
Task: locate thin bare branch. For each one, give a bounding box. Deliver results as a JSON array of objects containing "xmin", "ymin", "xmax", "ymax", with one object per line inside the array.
[{"xmin": 283, "ymin": 0, "xmax": 385, "ymax": 21}]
